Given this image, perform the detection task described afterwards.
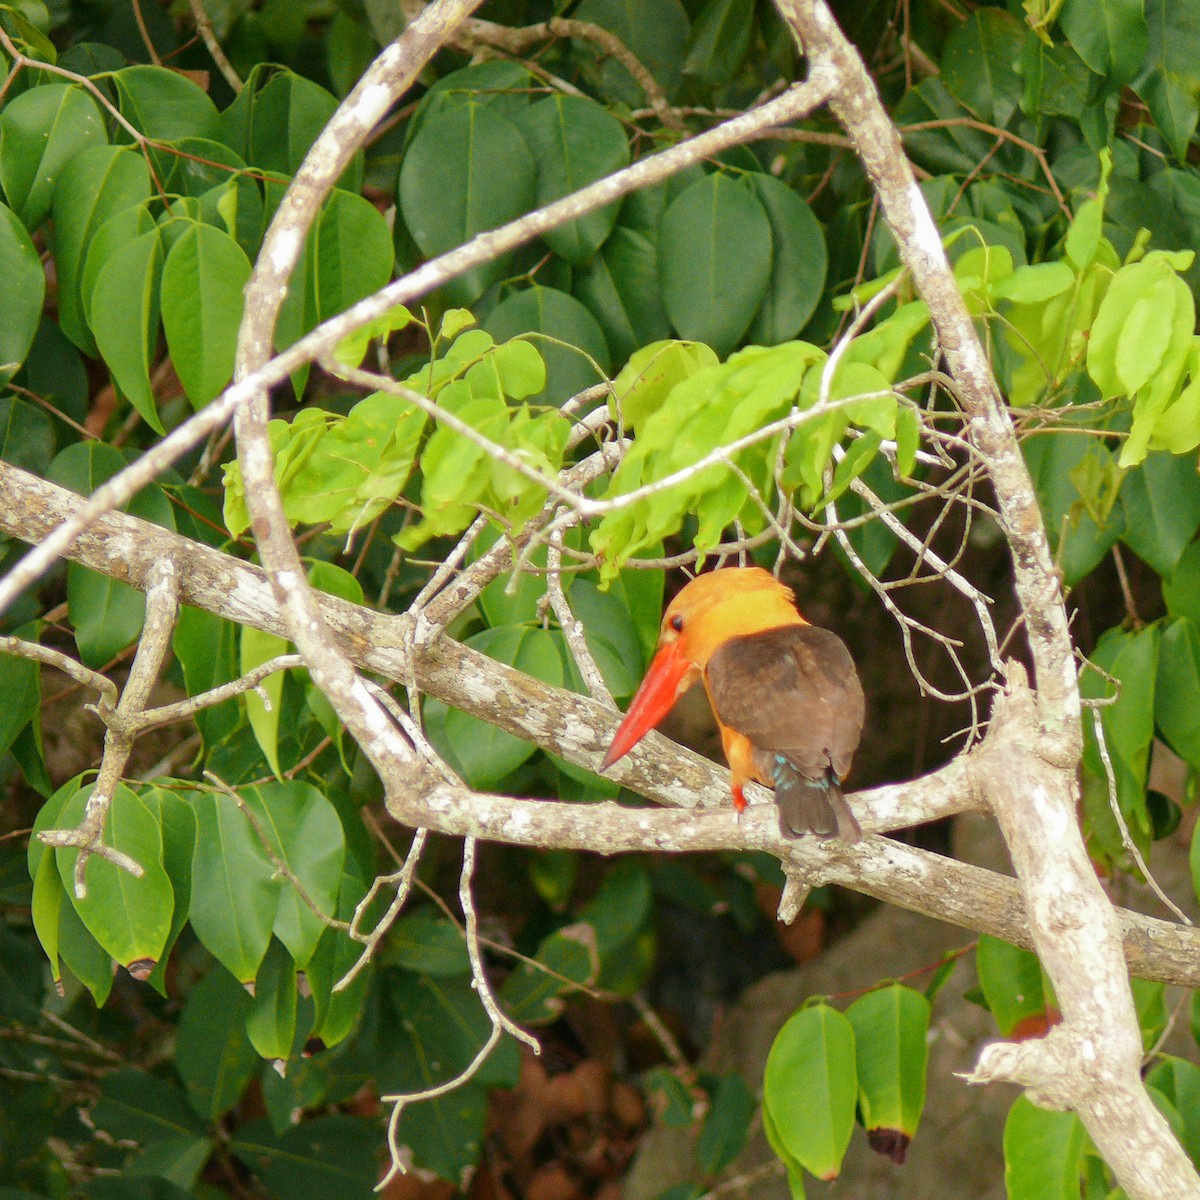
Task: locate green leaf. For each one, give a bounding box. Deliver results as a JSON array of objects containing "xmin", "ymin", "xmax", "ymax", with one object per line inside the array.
[
  {"xmin": 1146, "ymin": 1056, "xmax": 1200, "ymax": 1171},
  {"xmin": 381, "ymin": 969, "xmax": 519, "ymax": 1093},
  {"xmin": 1133, "ymin": 0, "xmax": 1200, "ymax": 161},
  {"xmin": 574, "ymin": 225, "xmax": 672, "ymax": 364},
  {"xmin": 173, "ymin": 607, "xmax": 240, "ymax": 746},
  {"xmin": 0, "ymin": 83, "xmax": 106, "ymax": 229},
  {"xmin": 48, "ymin": 442, "xmax": 174, "ymax": 666},
  {"xmin": 1022, "ymin": 428, "xmax": 1123, "ymax": 587},
  {"xmin": 232, "ymin": 1115, "xmax": 378, "ymax": 1200},
  {"xmin": 1060, "ymin": 0, "xmax": 1149, "ymax": 88},
  {"xmin": 659, "ymin": 174, "xmax": 773, "ymax": 357},
  {"xmin": 112, "ymin": 64, "xmax": 220, "ymax": 142},
  {"xmin": 609, "ymin": 339, "xmax": 720, "ymax": 431},
  {"xmin": 398, "ymin": 103, "xmax": 537, "ymax": 304},
  {"xmin": 746, "ymin": 175, "xmax": 828, "ymax": 345},
  {"xmin": 1165, "ymin": 542, "xmax": 1200, "ymax": 620},
  {"xmin": 90, "ymin": 228, "xmax": 165, "ymax": 434},
  {"xmin": 0, "ymin": 201, "xmax": 44, "ymax": 384},
  {"xmin": 940, "ymin": 9, "xmax": 1026, "ymax": 127},
  {"xmin": 141, "ymin": 786, "xmax": 196, "ymax": 996},
  {"xmin": 240, "ymin": 625, "xmax": 289, "ymax": 781},
  {"xmin": 1082, "ymin": 625, "xmax": 1160, "ymax": 845},
  {"xmin": 53, "ymin": 783, "xmax": 173, "ymax": 971},
  {"xmin": 50, "ymin": 146, "xmax": 150, "ymax": 355},
  {"xmin": 0, "ymin": 639, "xmax": 39, "ymax": 760},
  {"xmin": 175, "ymin": 964, "xmax": 257, "ymax": 1119},
  {"xmin": 514, "ymin": 95, "xmax": 629, "ymax": 265},
  {"xmin": 499, "ymin": 921, "xmax": 599, "ymax": 1025},
  {"xmin": 977, "ymin": 935, "xmax": 1055, "ymax": 1037},
  {"xmin": 484, "ymin": 286, "xmax": 610, "ymax": 405},
  {"xmin": 241, "ymin": 781, "xmax": 345, "ymax": 968},
  {"xmin": 306, "ymin": 870, "xmax": 370, "ymax": 1049},
  {"xmin": 310, "ymin": 188, "xmax": 394, "ymax": 323},
  {"xmin": 697, "ymin": 1072, "xmax": 756, "ymax": 1176},
  {"xmin": 161, "ymin": 222, "xmax": 252, "ymax": 408},
  {"xmin": 227, "ymin": 67, "xmax": 360, "ymax": 187},
  {"xmin": 574, "ymin": 0, "xmax": 688, "ymax": 105},
  {"xmin": 91, "ymin": 1068, "xmax": 205, "ymax": 1145},
  {"xmin": 424, "ymin": 625, "xmax": 563, "ymax": 788},
  {"xmin": 189, "ymin": 789, "xmax": 278, "ymax": 983},
  {"xmin": 1120, "ymin": 451, "xmax": 1200, "ymax": 576},
  {"xmin": 385, "ymin": 910, "xmax": 470, "ymax": 977},
  {"xmin": 245, "ymin": 937, "xmax": 299, "ymax": 1062},
  {"xmin": 846, "ymin": 984, "xmax": 930, "ymax": 1143},
  {"xmin": 1003, "ymin": 1095, "xmax": 1084, "ymax": 1199},
  {"xmin": 763, "ymin": 1003, "xmax": 857, "ymax": 1181},
  {"xmin": 682, "ymin": 0, "xmax": 753, "ymax": 85}
]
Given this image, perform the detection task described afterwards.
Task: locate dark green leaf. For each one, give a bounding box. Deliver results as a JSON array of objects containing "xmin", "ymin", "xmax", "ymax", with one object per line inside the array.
[
  {"xmin": 1120, "ymin": 451, "xmax": 1200, "ymax": 577},
  {"xmin": 399, "ymin": 104, "xmax": 537, "ymax": 304},
  {"xmin": 90, "ymin": 229, "xmax": 165, "ymax": 434},
  {"xmin": 746, "ymin": 175, "xmax": 827, "ymax": 345},
  {"xmin": 91, "ymin": 1069, "xmax": 205, "ymax": 1145},
  {"xmin": 232, "ymin": 1115, "xmax": 378, "ymax": 1200},
  {"xmin": 425, "ymin": 625, "xmax": 563, "ymax": 788},
  {"xmin": 940, "ymin": 9, "xmax": 1025, "ymax": 127},
  {"xmin": 1155, "ymin": 618, "xmax": 1200, "ymax": 770},
  {"xmin": 499, "ymin": 921, "xmax": 599, "ymax": 1025},
  {"xmin": 573, "ymin": 0, "xmax": 688, "ymax": 105},
  {"xmin": 241, "ymin": 781, "xmax": 345, "ymax": 968},
  {"xmin": 1060, "ymin": 0, "xmax": 1148, "ymax": 88},
  {"xmin": 515, "ymin": 95, "xmax": 629, "ymax": 264},
  {"xmin": 484, "ymin": 285, "xmax": 610, "ymax": 405},
  {"xmin": 697, "ymin": 1072, "xmax": 756, "ymax": 1176},
  {"xmin": 659, "ymin": 174, "xmax": 772, "ymax": 357},
  {"xmin": 245, "ymin": 937, "xmax": 299, "ymax": 1062},
  {"xmin": 682, "ymin": 0, "xmax": 753, "ymax": 85},
  {"xmin": 175, "ymin": 965, "xmax": 258, "ymax": 1118},
  {"xmin": 384, "ymin": 910, "xmax": 470, "ymax": 977}
]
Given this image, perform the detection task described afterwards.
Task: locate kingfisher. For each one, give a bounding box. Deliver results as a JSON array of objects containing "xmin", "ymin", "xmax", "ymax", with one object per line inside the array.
[{"xmin": 601, "ymin": 567, "xmax": 865, "ymax": 841}]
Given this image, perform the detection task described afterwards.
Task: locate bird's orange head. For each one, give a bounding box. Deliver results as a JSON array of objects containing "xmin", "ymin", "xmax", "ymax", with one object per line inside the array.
[{"xmin": 601, "ymin": 567, "xmax": 805, "ymax": 768}]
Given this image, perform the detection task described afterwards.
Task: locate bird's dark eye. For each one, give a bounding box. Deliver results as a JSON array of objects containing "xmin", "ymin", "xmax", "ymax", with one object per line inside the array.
[{"xmin": 670, "ymin": 614, "xmax": 684, "ymax": 632}]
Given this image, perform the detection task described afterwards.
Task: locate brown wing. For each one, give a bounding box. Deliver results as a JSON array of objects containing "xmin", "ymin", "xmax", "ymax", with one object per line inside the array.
[{"xmin": 705, "ymin": 625, "xmax": 864, "ymax": 782}]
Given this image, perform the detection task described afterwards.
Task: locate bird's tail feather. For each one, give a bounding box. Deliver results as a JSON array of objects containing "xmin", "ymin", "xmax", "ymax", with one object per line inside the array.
[{"xmin": 772, "ymin": 758, "xmax": 861, "ymax": 843}]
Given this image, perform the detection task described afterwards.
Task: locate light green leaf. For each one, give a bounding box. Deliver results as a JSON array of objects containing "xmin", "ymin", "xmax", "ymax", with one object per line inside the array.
[
  {"xmin": 240, "ymin": 626, "xmax": 289, "ymax": 781},
  {"xmin": 763, "ymin": 1004, "xmax": 857, "ymax": 1181},
  {"xmin": 846, "ymin": 984, "xmax": 930, "ymax": 1140},
  {"xmin": 1003, "ymin": 1096, "xmax": 1084, "ymax": 1199}
]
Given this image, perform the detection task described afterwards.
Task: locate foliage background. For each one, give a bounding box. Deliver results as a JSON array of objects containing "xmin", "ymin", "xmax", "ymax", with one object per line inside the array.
[{"xmin": 4, "ymin": 0, "xmax": 1200, "ymax": 1198}]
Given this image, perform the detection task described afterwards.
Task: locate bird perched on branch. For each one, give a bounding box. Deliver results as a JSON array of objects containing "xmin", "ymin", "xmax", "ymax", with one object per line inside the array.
[{"xmin": 601, "ymin": 567, "xmax": 865, "ymax": 841}]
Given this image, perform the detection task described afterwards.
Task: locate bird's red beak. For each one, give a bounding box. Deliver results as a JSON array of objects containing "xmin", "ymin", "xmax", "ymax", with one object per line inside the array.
[{"xmin": 601, "ymin": 641, "xmax": 695, "ymax": 769}]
